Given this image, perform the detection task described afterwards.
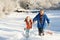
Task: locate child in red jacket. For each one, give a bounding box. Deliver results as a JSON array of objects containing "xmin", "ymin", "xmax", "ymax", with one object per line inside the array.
[{"xmin": 24, "ymin": 16, "xmax": 32, "ymax": 38}]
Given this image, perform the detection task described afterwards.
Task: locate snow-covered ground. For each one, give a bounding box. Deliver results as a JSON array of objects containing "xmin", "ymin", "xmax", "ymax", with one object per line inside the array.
[{"xmin": 0, "ymin": 11, "xmax": 60, "ymax": 40}]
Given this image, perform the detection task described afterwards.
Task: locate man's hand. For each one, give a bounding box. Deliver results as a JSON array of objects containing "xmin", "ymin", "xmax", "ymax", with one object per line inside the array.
[
  {"xmin": 48, "ymin": 23, "xmax": 50, "ymax": 29},
  {"xmin": 32, "ymin": 20, "xmax": 34, "ymax": 24}
]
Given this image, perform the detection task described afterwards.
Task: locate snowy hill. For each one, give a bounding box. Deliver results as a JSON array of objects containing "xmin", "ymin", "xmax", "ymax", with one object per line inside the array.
[{"xmin": 0, "ymin": 0, "xmax": 60, "ymax": 18}]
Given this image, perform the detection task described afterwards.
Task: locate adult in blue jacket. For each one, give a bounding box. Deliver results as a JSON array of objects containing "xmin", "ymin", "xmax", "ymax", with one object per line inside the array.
[{"xmin": 33, "ymin": 9, "xmax": 50, "ymax": 36}]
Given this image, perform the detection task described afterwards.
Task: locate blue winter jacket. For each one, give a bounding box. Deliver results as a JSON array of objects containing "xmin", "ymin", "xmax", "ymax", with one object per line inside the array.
[{"xmin": 33, "ymin": 13, "xmax": 50, "ymax": 28}]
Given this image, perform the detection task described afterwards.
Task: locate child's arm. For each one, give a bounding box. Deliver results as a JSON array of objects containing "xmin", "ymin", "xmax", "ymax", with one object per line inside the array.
[
  {"xmin": 24, "ymin": 18, "xmax": 27, "ymax": 22},
  {"xmin": 24, "ymin": 18, "xmax": 27, "ymax": 30}
]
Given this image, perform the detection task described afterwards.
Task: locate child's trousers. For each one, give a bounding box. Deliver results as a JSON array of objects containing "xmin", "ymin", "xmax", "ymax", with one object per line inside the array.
[{"xmin": 25, "ymin": 29, "xmax": 29, "ymax": 38}]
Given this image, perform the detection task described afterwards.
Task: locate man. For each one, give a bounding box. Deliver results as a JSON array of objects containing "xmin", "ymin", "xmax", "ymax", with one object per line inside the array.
[{"xmin": 33, "ymin": 9, "xmax": 50, "ymax": 36}]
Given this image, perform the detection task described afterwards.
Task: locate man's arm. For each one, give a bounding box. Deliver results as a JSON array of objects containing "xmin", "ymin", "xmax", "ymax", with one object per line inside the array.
[
  {"xmin": 46, "ymin": 15, "xmax": 50, "ymax": 23},
  {"xmin": 33, "ymin": 15, "xmax": 38, "ymax": 23},
  {"xmin": 45, "ymin": 14, "xmax": 50, "ymax": 28}
]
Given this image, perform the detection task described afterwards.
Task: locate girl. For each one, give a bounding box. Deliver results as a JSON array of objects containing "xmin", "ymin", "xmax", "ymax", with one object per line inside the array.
[{"xmin": 24, "ymin": 16, "xmax": 32, "ymax": 38}]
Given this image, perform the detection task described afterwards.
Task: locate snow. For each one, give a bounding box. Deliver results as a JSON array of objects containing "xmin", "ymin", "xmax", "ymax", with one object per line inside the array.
[{"xmin": 0, "ymin": 12, "xmax": 60, "ymax": 40}]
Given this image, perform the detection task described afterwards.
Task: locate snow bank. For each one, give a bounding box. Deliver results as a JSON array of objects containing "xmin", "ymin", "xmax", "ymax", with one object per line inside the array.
[{"xmin": 0, "ymin": 12, "xmax": 60, "ymax": 40}]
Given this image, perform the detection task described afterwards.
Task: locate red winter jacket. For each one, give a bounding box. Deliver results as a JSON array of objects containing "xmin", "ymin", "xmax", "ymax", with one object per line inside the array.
[{"xmin": 25, "ymin": 18, "xmax": 32, "ymax": 29}]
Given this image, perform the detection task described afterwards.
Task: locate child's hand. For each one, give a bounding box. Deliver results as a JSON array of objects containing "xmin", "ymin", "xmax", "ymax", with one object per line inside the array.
[{"xmin": 24, "ymin": 28, "xmax": 26, "ymax": 30}]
